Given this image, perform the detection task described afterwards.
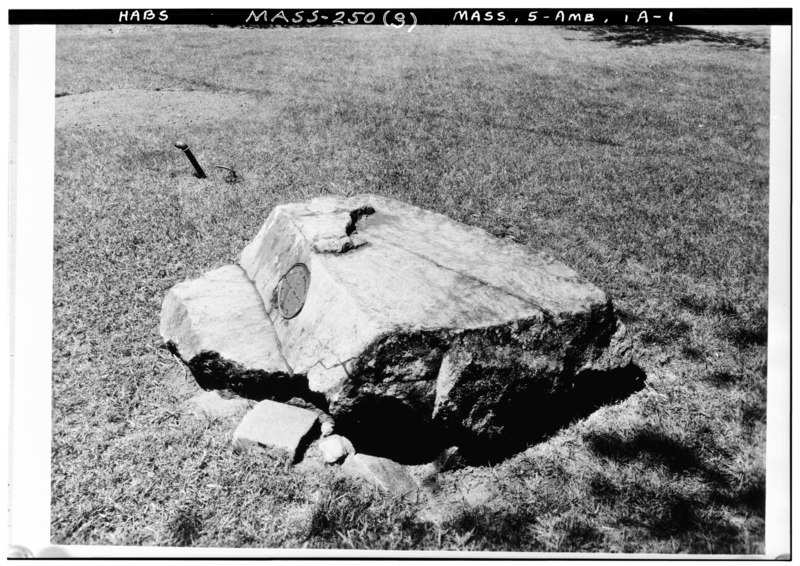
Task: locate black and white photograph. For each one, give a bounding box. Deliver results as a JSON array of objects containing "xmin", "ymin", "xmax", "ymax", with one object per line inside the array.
[{"xmin": 6, "ymin": 4, "xmax": 792, "ymax": 558}]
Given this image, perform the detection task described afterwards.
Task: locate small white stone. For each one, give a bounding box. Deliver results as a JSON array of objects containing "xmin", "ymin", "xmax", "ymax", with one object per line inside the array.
[
  {"xmin": 189, "ymin": 390, "xmax": 250, "ymax": 420},
  {"xmin": 318, "ymin": 434, "xmax": 354, "ymax": 464},
  {"xmin": 320, "ymin": 421, "xmax": 335, "ymax": 437}
]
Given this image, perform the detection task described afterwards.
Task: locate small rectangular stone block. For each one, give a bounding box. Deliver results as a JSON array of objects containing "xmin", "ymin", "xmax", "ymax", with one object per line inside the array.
[{"xmin": 233, "ymin": 400, "xmax": 319, "ymax": 462}]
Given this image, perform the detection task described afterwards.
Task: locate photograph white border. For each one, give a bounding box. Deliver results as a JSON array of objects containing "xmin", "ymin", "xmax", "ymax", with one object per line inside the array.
[{"xmin": 4, "ymin": 0, "xmax": 793, "ymax": 559}]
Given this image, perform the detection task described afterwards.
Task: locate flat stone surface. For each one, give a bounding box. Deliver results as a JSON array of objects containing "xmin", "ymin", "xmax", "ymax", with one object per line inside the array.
[
  {"xmin": 160, "ymin": 265, "xmax": 294, "ymax": 398},
  {"xmin": 237, "ymin": 195, "xmax": 635, "ymax": 451},
  {"xmin": 341, "ymin": 453, "xmax": 419, "ymax": 496},
  {"xmin": 284, "ymin": 397, "xmax": 335, "ymax": 427},
  {"xmin": 240, "ymin": 196, "xmax": 589, "ymax": 380},
  {"xmin": 233, "ymin": 400, "xmax": 319, "ymax": 462},
  {"xmin": 318, "ymin": 434, "xmax": 355, "ymax": 464},
  {"xmin": 188, "ymin": 391, "xmax": 251, "ymax": 420}
]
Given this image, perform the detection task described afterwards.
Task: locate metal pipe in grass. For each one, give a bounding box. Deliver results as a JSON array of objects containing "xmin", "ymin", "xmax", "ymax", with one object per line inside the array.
[{"xmin": 174, "ymin": 141, "xmax": 206, "ymax": 179}]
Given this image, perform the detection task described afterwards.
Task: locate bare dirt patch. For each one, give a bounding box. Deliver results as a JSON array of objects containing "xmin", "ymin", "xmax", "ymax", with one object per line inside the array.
[{"xmin": 56, "ymin": 88, "xmax": 262, "ymax": 130}]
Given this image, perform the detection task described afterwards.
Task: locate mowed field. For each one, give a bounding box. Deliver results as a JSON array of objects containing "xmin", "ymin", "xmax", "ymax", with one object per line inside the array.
[{"xmin": 53, "ymin": 25, "xmax": 770, "ymax": 553}]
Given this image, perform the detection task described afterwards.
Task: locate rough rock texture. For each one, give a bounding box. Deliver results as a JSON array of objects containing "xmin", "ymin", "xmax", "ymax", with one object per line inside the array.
[
  {"xmin": 161, "ymin": 195, "xmax": 642, "ymax": 460},
  {"xmin": 318, "ymin": 434, "xmax": 355, "ymax": 464},
  {"xmin": 237, "ymin": 195, "xmax": 639, "ymax": 458},
  {"xmin": 160, "ymin": 265, "xmax": 298, "ymax": 399},
  {"xmin": 233, "ymin": 400, "xmax": 319, "ymax": 462},
  {"xmin": 342, "ymin": 454, "xmax": 419, "ymax": 496}
]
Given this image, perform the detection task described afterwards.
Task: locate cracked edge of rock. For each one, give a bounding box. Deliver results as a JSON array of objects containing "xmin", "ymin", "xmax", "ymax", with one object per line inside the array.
[{"xmin": 312, "ymin": 205, "xmax": 376, "ymax": 254}]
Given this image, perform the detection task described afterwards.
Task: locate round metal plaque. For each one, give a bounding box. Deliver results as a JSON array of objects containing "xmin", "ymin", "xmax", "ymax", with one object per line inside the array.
[{"xmin": 276, "ymin": 263, "xmax": 311, "ymax": 320}]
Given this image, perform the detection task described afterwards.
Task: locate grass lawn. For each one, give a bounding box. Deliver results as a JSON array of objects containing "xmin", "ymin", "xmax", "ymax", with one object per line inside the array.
[{"xmin": 52, "ymin": 24, "xmax": 770, "ymax": 553}]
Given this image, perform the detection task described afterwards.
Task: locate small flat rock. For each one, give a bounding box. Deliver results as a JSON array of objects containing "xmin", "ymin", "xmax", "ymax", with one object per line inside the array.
[
  {"xmin": 342, "ymin": 454, "xmax": 419, "ymax": 496},
  {"xmin": 233, "ymin": 400, "xmax": 319, "ymax": 462},
  {"xmin": 318, "ymin": 435, "xmax": 354, "ymax": 464},
  {"xmin": 188, "ymin": 391, "xmax": 251, "ymax": 420}
]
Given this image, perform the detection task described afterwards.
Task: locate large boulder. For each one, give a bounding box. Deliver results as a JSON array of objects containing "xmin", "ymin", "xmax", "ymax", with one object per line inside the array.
[{"xmin": 161, "ymin": 195, "xmax": 642, "ymax": 460}]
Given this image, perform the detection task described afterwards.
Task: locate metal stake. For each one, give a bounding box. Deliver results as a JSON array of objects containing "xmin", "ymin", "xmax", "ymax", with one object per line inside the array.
[{"xmin": 174, "ymin": 141, "xmax": 207, "ymax": 179}]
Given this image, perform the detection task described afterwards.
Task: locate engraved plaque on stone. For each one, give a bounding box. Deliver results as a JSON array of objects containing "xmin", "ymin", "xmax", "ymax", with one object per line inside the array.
[{"xmin": 276, "ymin": 263, "xmax": 311, "ymax": 319}]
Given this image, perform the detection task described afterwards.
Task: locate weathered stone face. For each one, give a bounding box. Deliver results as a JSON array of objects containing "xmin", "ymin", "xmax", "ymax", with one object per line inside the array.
[
  {"xmin": 159, "ymin": 265, "xmax": 295, "ymax": 398},
  {"xmin": 161, "ymin": 195, "xmax": 643, "ymax": 461}
]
